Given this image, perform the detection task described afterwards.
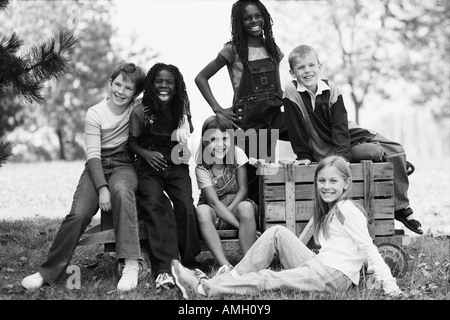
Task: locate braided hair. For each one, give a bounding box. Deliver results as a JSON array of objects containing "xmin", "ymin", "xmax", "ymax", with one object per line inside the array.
[
  {"xmin": 229, "ymin": 0, "xmax": 281, "ymax": 65},
  {"xmin": 142, "ymin": 63, "xmax": 189, "ymax": 128}
]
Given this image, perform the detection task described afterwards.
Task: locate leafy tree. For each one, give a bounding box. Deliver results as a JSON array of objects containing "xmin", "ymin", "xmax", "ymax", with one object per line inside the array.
[
  {"xmin": 273, "ymin": 0, "xmax": 449, "ymax": 123},
  {"xmin": 0, "ymin": 0, "xmax": 76, "ymax": 166}
]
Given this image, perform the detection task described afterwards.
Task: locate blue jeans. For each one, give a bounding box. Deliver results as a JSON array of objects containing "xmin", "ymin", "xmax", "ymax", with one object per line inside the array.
[
  {"xmin": 203, "ymin": 226, "xmax": 352, "ymax": 296},
  {"xmin": 136, "ymin": 162, "xmax": 200, "ymax": 275},
  {"xmin": 39, "ymin": 154, "xmax": 141, "ymax": 285},
  {"xmin": 350, "ymin": 133, "xmax": 410, "ymax": 211}
]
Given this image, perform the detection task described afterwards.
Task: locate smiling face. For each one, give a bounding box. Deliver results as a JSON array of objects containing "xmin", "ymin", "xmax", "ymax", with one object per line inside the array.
[
  {"xmin": 316, "ymin": 166, "xmax": 350, "ymax": 204},
  {"xmin": 108, "ymin": 73, "xmax": 137, "ymax": 108},
  {"xmin": 204, "ymin": 129, "xmax": 231, "ymax": 163},
  {"xmin": 153, "ymin": 69, "xmax": 176, "ymax": 105},
  {"xmin": 289, "ymin": 52, "xmax": 322, "ymax": 93},
  {"xmin": 242, "ymin": 3, "xmax": 264, "ymax": 40}
]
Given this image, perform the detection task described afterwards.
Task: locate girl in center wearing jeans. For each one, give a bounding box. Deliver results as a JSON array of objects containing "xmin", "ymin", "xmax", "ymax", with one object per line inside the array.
[{"xmin": 171, "ymin": 155, "xmax": 403, "ymax": 299}]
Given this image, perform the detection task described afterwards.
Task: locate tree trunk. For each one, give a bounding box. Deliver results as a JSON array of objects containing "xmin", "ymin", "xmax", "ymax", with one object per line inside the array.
[{"xmin": 56, "ymin": 126, "xmax": 66, "ymax": 160}]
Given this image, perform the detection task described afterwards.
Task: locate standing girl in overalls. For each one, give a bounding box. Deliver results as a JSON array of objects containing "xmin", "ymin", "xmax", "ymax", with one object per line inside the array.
[
  {"xmin": 195, "ymin": 0, "xmax": 288, "ymax": 203},
  {"xmin": 195, "ymin": 114, "xmax": 258, "ymax": 273},
  {"xmin": 128, "ymin": 63, "xmax": 200, "ymax": 291}
]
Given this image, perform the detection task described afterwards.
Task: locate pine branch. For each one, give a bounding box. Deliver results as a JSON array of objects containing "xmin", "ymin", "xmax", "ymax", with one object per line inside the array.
[
  {"xmin": 0, "ymin": 31, "xmax": 77, "ymax": 105},
  {"xmin": 27, "ymin": 31, "xmax": 77, "ymax": 83},
  {"xmin": 0, "ymin": 0, "xmax": 10, "ymax": 11},
  {"xmin": 0, "ymin": 32, "xmax": 22, "ymax": 56},
  {"xmin": 0, "ymin": 140, "xmax": 13, "ymax": 167}
]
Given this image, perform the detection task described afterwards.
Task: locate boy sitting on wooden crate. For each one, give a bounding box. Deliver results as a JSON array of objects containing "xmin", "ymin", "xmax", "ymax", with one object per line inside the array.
[{"xmin": 282, "ymin": 44, "xmax": 423, "ymax": 235}]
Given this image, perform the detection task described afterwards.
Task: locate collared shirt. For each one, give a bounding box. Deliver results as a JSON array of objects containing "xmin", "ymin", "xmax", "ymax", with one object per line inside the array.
[{"xmin": 295, "ymin": 80, "xmax": 337, "ymax": 111}]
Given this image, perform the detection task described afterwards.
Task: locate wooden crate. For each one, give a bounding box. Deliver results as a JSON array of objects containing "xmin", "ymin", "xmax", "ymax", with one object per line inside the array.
[{"xmin": 256, "ymin": 160, "xmax": 407, "ymax": 246}]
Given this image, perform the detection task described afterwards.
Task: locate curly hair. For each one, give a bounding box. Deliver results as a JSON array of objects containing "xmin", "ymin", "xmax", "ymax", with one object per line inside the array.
[
  {"xmin": 141, "ymin": 63, "xmax": 189, "ymax": 128},
  {"xmin": 228, "ymin": 0, "xmax": 281, "ymax": 65}
]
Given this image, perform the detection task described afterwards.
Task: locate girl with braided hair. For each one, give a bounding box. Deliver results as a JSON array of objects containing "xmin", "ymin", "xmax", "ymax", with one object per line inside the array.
[
  {"xmin": 195, "ymin": 0, "xmax": 288, "ymax": 204},
  {"xmin": 129, "ymin": 63, "xmax": 201, "ymax": 291}
]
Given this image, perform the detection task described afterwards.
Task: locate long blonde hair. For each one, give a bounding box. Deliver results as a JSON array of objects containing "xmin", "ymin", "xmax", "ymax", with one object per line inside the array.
[{"xmin": 312, "ymin": 156, "xmax": 353, "ymax": 243}]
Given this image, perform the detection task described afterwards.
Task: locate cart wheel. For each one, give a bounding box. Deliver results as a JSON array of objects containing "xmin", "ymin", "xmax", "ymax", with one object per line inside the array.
[
  {"xmin": 114, "ymin": 248, "xmax": 152, "ymax": 282},
  {"xmin": 376, "ymin": 243, "xmax": 408, "ymax": 277}
]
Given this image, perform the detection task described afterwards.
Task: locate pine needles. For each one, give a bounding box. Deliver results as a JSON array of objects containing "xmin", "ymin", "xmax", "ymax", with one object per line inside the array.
[{"xmin": 0, "ymin": 31, "xmax": 77, "ymax": 105}]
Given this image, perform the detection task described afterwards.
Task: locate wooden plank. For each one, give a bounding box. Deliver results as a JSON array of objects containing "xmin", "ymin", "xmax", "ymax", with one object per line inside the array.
[
  {"xmin": 263, "ymin": 181, "xmax": 394, "ymax": 201},
  {"xmin": 200, "ymin": 239, "xmax": 242, "ymax": 253},
  {"xmin": 265, "ymin": 219, "xmax": 394, "ymax": 238},
  {"xmin": 362, "ymin": 160, "xmax": 376, "ymax": 238},
  {"xmin": 372, "ymin": 220, "xmax": 395, "ymax": 237},
  {"xmin": 84, "ymin": 224, "xmax": 102, "ymax": 235},
  {"xmin": 78, "ymin": 228, "xmax": 148, "ymax": 246},
  {"xmin": 259, "ymin": 162, "xmax": 393, "ymax": 183},
  {"xmin": 264, "ymin": 198, "xmax": 394, "ymax": 222},
  {"xmin": 284, "ymin": 162, "xmax": 296, "ymax": 233},
  {"xmin": 298, "ymin": 218, "xmax": 314, "ymax": 245},
  {"xmin": 216, "ymin": 230, "xmax": 238, "ymax": 239}
]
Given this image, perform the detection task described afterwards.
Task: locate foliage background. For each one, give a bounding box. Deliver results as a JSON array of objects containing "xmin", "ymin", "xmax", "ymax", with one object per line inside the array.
[{"xmin": 0, "ymin": 0, "xmax": 448, "ymax": 302}]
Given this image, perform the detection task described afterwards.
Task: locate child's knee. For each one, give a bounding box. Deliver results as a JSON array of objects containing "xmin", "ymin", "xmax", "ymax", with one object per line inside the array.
[
  {"xmin": 196, "ymin": 205, "xmax": 214, "ymax": 223},
  {"xmin": 350, "ymin": 142, "xmax": 384, "ymax": 162},
  {"xmin": 110, "ymin": 183, "xmax": 134, "ymax": 198},
  {"xmin": 236, "ymin": 201, "xmax": 255, "ymax": 219}
]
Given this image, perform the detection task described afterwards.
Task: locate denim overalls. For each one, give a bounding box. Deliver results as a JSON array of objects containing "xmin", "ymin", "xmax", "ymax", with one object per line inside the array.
[
  {"xmin": 135, "ymin": 109, "xmax": 200, "ymax": 274},
  {"xmin": 233, "ymin": 58, "xmax": 288, "ymax": 203}
]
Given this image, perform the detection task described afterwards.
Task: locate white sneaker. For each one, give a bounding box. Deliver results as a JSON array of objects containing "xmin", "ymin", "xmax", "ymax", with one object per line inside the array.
[
  {"xmin": 192, "ymin": 268, "xmax": 209, "ymax": 281},
  {"xmin": 155, "ymin": 272, "xmax": 175, "ymax": 290},
  {"xmin": 21, "ymin": 272, "xmax": 44, "ymax": 290},
  {"xmin": 216, "ymin": 264, "xmax": 232, "ymax": 276},
  {"xmin": 117, "ymin": 265, "xmax": 139, "ymax": 292},
  {"xmin": 171, "ymin": 260, "xmax": 200, "ymax": 300}
]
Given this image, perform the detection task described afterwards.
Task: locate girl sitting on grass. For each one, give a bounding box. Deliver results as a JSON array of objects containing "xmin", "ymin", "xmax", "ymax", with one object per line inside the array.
[{"xmin": 171, "ymin": 155, "xmax": 403, "ymax": 299}]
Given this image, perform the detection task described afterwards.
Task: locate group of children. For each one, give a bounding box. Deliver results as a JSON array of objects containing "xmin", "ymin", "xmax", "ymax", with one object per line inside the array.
[{"xmin": 21, "ymin": 0, "xmax": 421, "ymax": 298}]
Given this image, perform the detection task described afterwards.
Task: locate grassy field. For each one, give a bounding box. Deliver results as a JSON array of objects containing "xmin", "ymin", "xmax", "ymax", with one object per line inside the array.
[{"xmin": 0, "ymin": 159, "xmax": 449, "ymax": 302}]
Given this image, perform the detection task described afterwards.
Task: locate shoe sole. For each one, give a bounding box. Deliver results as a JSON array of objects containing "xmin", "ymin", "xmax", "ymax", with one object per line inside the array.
[
  {"xmin": 171, "ymin": 260, "xmax": 197, "ymax": 300},
  {"xmin": 396, "ymin": 216, "xmax": 423, "ymax": 235}
]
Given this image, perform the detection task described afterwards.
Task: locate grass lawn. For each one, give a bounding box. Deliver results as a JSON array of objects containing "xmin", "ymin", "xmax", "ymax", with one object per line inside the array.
[{"xmin": 0, "ymin": 159, "xmax": 449, "ymax": 303}]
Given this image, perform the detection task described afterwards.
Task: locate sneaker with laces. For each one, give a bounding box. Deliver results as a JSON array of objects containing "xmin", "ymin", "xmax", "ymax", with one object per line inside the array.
[
  {"xmin": 155, "ymin": 272, "xmax": 175, "ymax": 290},
  {"xmin": 117, "ymin": 265, "xmax": 139, "ymax": 292},
  {"xmin": 216, "ymin": 264, "xmax": 232, "ymax": 276},
  {"xmin": 171, "ymin": 260, "xmax": 200, "ymax": 300},
  {"xmin": 21, "ymin": 272, "xmax": 44, "ymax": 290},
  {"xmin": 192, "ymin": 268, "xmax": 209, "ymax": 281}
]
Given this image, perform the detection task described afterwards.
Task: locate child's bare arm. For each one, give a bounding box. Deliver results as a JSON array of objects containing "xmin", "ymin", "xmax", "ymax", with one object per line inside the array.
[
  {"xmin": 226, "ymin": 165, "xmax": 248, "ymax": 212},
  {"xmin": 195, "ymin": 56, "xmax": 236, "ymax": 122},
  {"xmin": 202, "ymin": 186, "xmax": 239, "ymax": 229}
]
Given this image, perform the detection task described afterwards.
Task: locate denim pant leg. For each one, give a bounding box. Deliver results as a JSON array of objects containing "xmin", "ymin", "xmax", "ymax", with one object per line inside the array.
[
  {"xmin": 164, "ymin": 165, "xmax": 201, "ymax": 267},
  {"xmin": 350, "ymin": 141, "xmax": 384, "ymax": 162},
  {"xmin": 203, "ymin": 226, "xmax": 351, "ymax": 296},
  {"xmin": 235, "ymin": 225, "xmax": 315, "ymax": 274},
  {"xmin": 137, "ymin": 168, "xmax": 179, "ymax": 275},
  {"xmin": 368, "ymin": 133, "xmax": 410, "ymax": 210},
  {"xmin": 108, "ymin": 163, "xmax": 141, "ymax": 261},
  {"xmin": 39, "ymin": 166, "xmax": 99, "ymax": 285}
]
